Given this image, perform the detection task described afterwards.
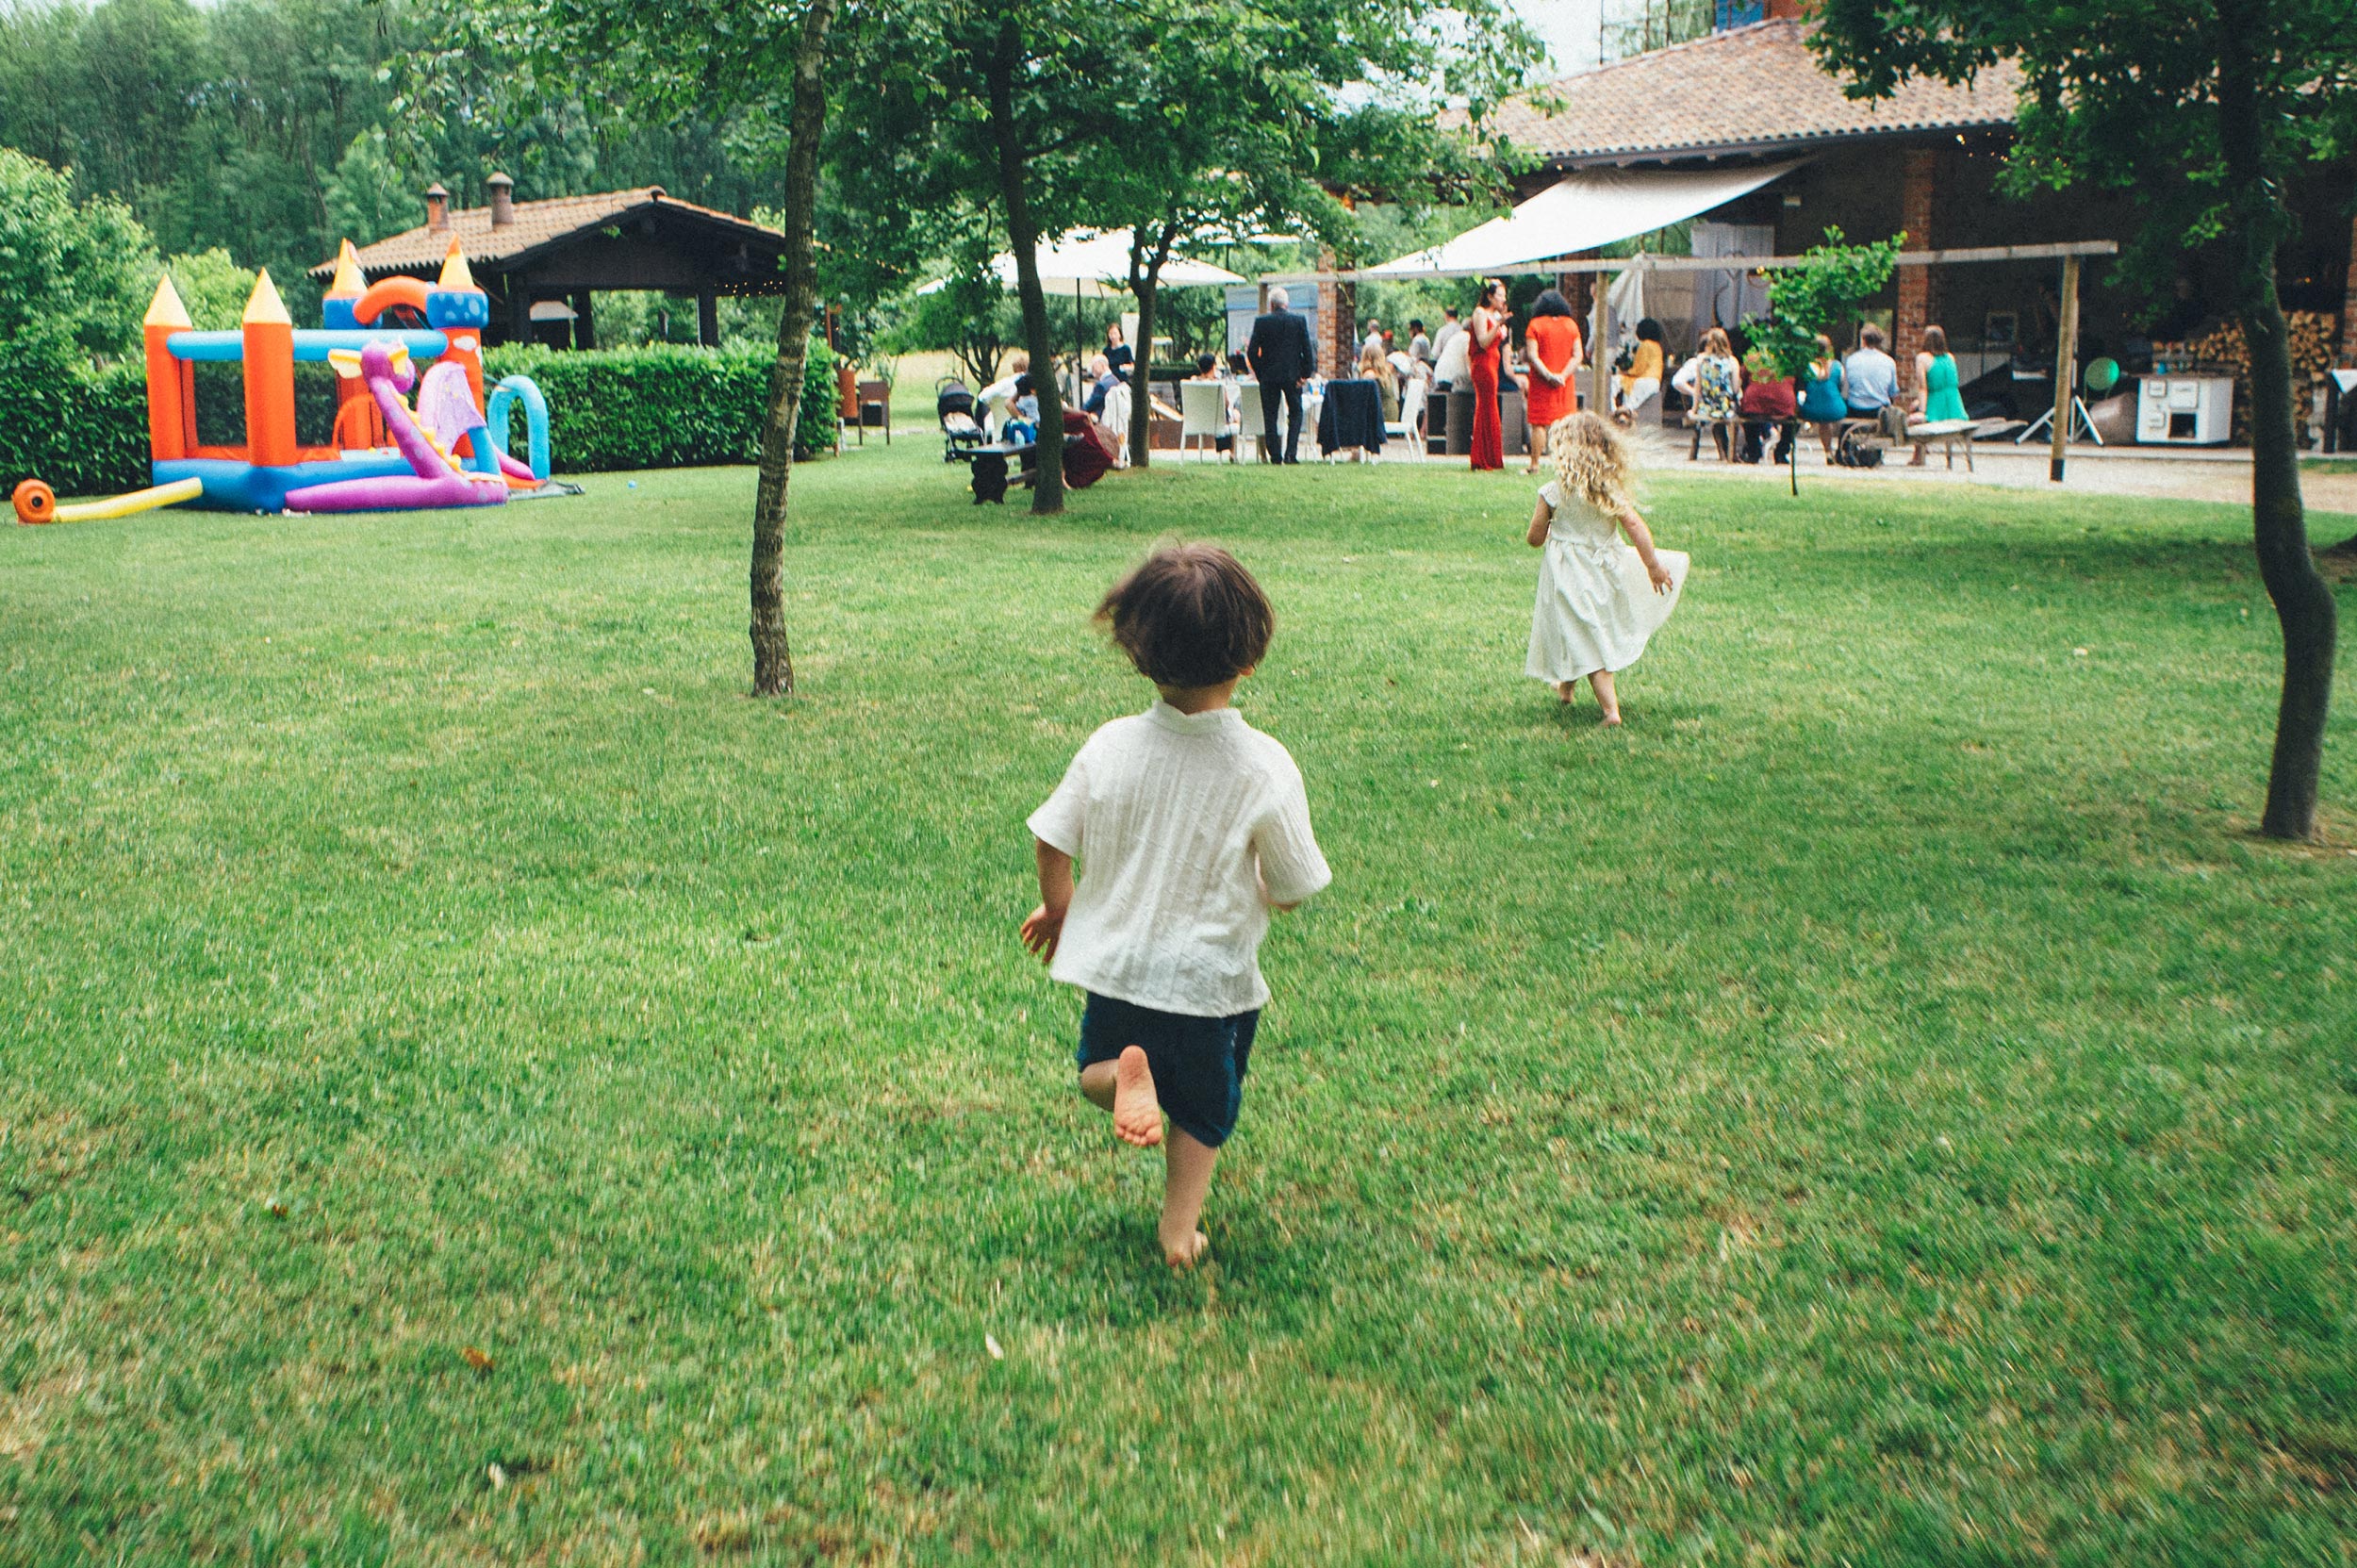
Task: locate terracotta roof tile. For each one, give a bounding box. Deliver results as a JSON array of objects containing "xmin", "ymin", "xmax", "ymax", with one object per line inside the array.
[
  {"xmin": 1485, "ymin": 20, "xmax": 2019, "ymax": 165},
  {"xmin": 311, "ymin": 188, "xmax": 784, "ymax": 277}
]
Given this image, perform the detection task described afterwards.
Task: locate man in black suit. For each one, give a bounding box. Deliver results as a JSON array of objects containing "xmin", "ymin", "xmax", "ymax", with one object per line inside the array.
[{"xmin": 1245, "ymin": 286, "xmax": 1313, "ymax": 463}]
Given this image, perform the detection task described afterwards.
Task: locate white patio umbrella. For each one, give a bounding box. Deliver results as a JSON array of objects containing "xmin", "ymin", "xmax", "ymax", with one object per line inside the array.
[{"xmin": 918, "ymin": 228, "xmax": 1248, "ymax": 381}]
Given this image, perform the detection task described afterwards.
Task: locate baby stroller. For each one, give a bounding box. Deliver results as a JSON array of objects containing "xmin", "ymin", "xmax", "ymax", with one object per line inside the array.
[{"xmin": 937, "ymin": 378, "xmax": 989, "ymax": 463}]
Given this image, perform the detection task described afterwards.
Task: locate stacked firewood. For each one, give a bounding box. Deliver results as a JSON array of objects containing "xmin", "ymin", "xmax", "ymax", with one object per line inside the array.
[{"xmin": 2151, "ymin": 311, "xmax": 2341, "ymax": 442}]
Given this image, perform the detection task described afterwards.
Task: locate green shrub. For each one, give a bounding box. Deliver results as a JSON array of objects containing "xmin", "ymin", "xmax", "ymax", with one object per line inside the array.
[
  {"xmin": 0, "ymin": 354, "xmax": 151, "ymax": 499},
  {"xmin": 483, "ymin": 338, "xmax": 838, "ymax": 472},
  {"xmin": 1, "ymin": 339, "xmax": 839, "ymax": 500}
]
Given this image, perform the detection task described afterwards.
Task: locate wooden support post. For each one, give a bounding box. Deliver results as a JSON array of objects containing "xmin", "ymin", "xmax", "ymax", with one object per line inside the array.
[
  {"xmin": 1591, "ymin": 270, "xmax": 1615, "ymax": 421},
  {"xmin": 2050, "ymin": 254, "xmax": 2081, "ymax": 484},
  {"xmin": 507, "ymin": 280, "xmax": 533, "ymax": 347},
  {"xmin": 571, "ymin": 290, "xmax": 596, "ymax": 351},
  {"xmin": 698, "ymin": 289, "xmax": 720, "ymax": 348}
]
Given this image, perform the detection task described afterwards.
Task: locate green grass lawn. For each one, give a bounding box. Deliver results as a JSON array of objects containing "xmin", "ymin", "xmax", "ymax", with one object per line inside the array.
[{"xmin": 4, "ymin": 444, "xmax": 2355, "ymax": 1566}]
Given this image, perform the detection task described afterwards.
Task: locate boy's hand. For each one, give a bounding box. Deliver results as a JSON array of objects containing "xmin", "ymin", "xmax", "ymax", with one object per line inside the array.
[
  {"xmin": 1020, "ymin": 903, "xmax": 1065, "ymax": 962},
  {"xmin": 1646, "ymin": 557, "xmax": 1674, "ymax": 594}
]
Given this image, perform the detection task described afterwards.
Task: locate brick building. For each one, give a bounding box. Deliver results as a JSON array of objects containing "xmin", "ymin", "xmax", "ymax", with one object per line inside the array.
[{"xmin": 1343, "ymin": 17, "xmax": 2355, "ymax": 397}]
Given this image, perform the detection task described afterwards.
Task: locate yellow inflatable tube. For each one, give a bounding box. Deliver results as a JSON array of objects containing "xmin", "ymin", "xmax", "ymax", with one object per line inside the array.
[{"xmin": 12, "ymin": 476, "xmax": 205, "ymax": 525}]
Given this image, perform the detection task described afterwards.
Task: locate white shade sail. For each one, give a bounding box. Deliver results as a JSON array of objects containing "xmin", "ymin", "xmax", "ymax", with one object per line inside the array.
[
  {"xmin": 919, "ymin": 228, "xmax": 1249, "ymax": 297},
  {"xmin": 1362, "ymin": 161, "xmax": 1805, "ymax": 279}
]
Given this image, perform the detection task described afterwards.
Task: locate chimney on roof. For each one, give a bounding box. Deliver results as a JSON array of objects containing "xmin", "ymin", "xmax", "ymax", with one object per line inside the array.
[
  {"xmin": 487, "ymin": 172, "xmax": 515, "ymax": 229},
  {"xmin": 425, "ymin": 182, "xmax": 451, "ymax": 232}
]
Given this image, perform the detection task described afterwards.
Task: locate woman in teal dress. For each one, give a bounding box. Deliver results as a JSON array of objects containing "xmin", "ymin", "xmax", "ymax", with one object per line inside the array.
[
  {"xmin": 1798, "ymin": 332, "xmax": 1847, "ymax": 459},
  {"xmin": 1908, "ymin": 324, "xmax": 1969, "ymax": 466}
]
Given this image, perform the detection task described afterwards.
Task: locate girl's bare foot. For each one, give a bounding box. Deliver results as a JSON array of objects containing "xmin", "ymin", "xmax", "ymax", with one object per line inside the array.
[
  {"xmin": 1162, "ymin": 1229, "xmax": 1210, "ymax": 1269},
  {"xmin": 1112, "ymin": 1045, "xmax": 1163, "ymax": 1147}
]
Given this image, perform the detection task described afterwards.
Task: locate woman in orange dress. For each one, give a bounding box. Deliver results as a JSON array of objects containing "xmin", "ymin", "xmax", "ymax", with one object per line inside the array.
[
  {"xmin": 1468, "ymin": 278, "xmax": 1513, "ymax": 471},
  {"xmin": 1520, "ymin": 288, "xmax": 1583, "ymax": 473}
]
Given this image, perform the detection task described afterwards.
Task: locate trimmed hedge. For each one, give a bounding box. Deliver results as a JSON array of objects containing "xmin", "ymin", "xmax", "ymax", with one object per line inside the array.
[
  {"xmin": 0, "ymin": 355, "xmax": 152, "ymax": 498},
  {"xmin": 1, "ymin": 338, "xmax": 836, "ymax": 499},
  {"xmin": 481, "ymin": 340, "xmax": 838, "ymax": 471}
]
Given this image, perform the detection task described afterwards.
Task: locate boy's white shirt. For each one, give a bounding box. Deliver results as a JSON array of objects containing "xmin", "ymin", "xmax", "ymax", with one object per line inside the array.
[{"xmin": 1029, "ymin": 700, "xmax": 1330, "ymax": 1017}]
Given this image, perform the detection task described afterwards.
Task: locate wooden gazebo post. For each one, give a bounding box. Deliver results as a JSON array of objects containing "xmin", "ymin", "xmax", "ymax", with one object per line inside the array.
[{"xmin": 2049, "ymin": 254, "xmax": 2081, "ymax": 483}]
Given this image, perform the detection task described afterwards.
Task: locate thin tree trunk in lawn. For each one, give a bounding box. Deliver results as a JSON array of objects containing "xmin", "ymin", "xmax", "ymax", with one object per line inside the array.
[
  {"xmin": 987, "ymin": 19, "xmax": 1063, "ymax": 516},
  {"xmin": 2218, "ymin": 18, "xmax": 2337, "ymax": 838},
  {"xmin": 1128, "ymin": 222, "xmax": 1177, "ymax": 470},
  {"xmin": 748, "ymin": 0, "xmax": 841, "ymax": 696}
]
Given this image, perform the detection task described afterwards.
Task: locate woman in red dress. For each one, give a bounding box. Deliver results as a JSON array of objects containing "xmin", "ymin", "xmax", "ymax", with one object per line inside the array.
[
  {"xmin": 1468, "ymin": 278, "xmax": 1513, "ymax": 471},
  {"xmin": 1519, "ymin": 288, "xmax": 1583, "ymax": 473}
]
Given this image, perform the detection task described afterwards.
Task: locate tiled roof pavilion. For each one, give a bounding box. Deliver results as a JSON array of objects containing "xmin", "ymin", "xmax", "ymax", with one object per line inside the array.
[
  {"xmin": 307, "ymin": 179, "xmax": 792, "ymax": 346},
  {"xmin": 1489, "ymin": 20, "xmax": 2022, "ymax": 168}
]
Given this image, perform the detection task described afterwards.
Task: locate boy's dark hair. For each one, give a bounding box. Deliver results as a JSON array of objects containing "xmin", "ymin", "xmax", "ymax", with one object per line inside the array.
[
  {"xmin": 1095, "ymin": 544, "xmax": 1274, "ymax": 690},
  {"xmin": 1195, "ymin": 353, "xmax": 1217, "ymax": 374},
  {"xmin": 1015, "ymin": 372, "xmax": 1035, "ymax": 394}
]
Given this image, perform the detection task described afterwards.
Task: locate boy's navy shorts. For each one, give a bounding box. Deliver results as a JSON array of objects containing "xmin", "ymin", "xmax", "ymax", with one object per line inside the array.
[{"xmin": 1076, "ymin": 992, "xmax": 1260, "ymax": 1147}]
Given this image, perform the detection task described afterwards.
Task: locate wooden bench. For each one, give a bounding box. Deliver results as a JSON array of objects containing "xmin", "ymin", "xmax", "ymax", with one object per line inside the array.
[
  {"xmin": 1686, "ymin": 416, "xmax": 1741, "ymax": 461},
  {"xmin": 1898, "ymin": 418, "xmax": 1999, "ymax": 470}
]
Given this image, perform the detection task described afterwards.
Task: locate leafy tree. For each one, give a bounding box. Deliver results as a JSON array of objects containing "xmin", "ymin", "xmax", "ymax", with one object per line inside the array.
[
  {"xmin": 323, "ymin": 130, "xmax": 416, "ymax": 247},
  {"xmin": 1813, "ymin": 0, "xmax": 2351, "ymax": 838},
  {"xmin": 0, "ymin": 147, "xmax": 157, "ymax": 367},
  {"xmin": 164, "ymin": 248, "xmax": 260, "ymax": 330},
  {"xmin": 1752, "ymin": 226, "xmax": 1902, "ymax": 494},
  {"xmin": 511, "ymin": 0, "xmax": 842, "ymax": 696}
]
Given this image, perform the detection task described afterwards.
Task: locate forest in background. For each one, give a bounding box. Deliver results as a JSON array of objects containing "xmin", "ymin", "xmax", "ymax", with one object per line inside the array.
[{"xmin": 0, "ymin": 0, "xmax": 781, "ymax": 337}]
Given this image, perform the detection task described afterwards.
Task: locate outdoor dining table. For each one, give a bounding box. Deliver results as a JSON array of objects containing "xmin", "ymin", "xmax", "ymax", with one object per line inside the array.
[{"xmin": 1316, "ymin": 377, "xmax": 1387, "ymax": 456}]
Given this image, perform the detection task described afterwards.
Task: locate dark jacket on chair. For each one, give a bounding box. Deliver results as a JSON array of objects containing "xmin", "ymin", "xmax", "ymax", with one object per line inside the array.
[{"xmin": 1246, "ymin": 309, "xmax": 1313, "ymax": 388}]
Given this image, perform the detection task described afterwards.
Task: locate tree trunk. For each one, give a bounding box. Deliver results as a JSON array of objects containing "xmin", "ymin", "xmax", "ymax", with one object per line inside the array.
[
  {"xmin": 2218, "ymin": 19, "xmax": 2337, "ymax": 837},
  {"xmin": 986, "ymin": 18, "xmax": 1063, "ymax": 516},
  {"xmin": 747, "ymin": 0, "xmax": 841, "ymax": 696},
  {"xmin": 1127, "ymin": 222, "xmax": 1178, "ymax": 470}
]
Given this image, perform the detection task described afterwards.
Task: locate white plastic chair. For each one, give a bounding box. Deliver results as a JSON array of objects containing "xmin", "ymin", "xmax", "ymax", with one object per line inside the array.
[
  {"xmin": 1178, "ymin": 381, "xmax": 1228, "ymax": 461},
  {"xmin": 1235, "ymin": 384, "xmax": 1265, "ymax": 462},
  {"xmin": 1384, "ymin": 377, "xmax": 1427, "ymax": 459}
]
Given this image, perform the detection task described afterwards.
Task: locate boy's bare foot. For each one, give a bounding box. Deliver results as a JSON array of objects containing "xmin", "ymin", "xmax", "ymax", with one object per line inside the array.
[
  {"xmin": 1162, "ymin": 1230, "xmax": 1210, "ymax": 1269},
  {"xmin": 1112, "ymin": 1045, "xmax": 1163, "ymax": 1147}
]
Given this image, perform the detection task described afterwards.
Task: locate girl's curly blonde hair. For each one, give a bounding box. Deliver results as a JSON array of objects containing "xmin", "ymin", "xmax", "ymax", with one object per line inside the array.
[{"xmin": 1549, "ymin": 411, "xmax": 1636, "ymax": 514}]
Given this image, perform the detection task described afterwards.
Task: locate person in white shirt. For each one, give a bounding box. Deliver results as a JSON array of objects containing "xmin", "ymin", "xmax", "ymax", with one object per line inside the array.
[
  {"xmin": 976, "ymin": 351, "xmax": 1030, "ymax": 437},
  {"xmin": 1361, "ymin": 320, "xmax": 1384, "ymax": 356},
  {"xmin": 1022, "ymin": 545, "xmax": 1330, "ymax": 1270},
  {"xmin": 1433, "ymin": 323, "xmax": 1474, "ymax": 388},
  {"xmin": 1431, "ymin": 305, "xmax": 1464, "ymax": 368}
]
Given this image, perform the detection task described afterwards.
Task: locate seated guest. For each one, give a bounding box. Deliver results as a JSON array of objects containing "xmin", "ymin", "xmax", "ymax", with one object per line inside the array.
[
  {"xmin": 1082, "ymin": 353, "xmax": 1121, "ymax": 417},
  {"xmin": 1102, "ymin": 322, "xmax": 1134, "ymax": 383},
  {"xmin": 1613, "ymin": 319, "xmax": 1665, "ymax": 425},
  {"xmin": 1433, "ymin": 321, "xmax": 1473, "ymax": 389},
  {"xmin": 1190, "ymin": 352, "xmax": 1239, "ymax": 454},
  {"xmin": 1843, "ymin": 323, "xmax": 1900, "ymax": 437},
  {"xmin": 1409, "ymin": 319, "xmax": 1432, "ymax": 367},
  {"xmin": 1738, "ymin": 349, "xmax": 1798, "ymax": 463},
  {"xmin": 1798, "ymin": 334, "xmax": 1847, "ymax": 458},
  {"xmin": 1004, "ymin": 373, "xmax": 1039, "ymax": 444},
  {"xmin": 1684, "ymin": 326, "xmax": 1743, "ymax": 459},
  {"xmin": 977, "ymin": 351, "xmax": 1030, "ymax": 436},
  {"xmin": 1358, "ymin": 341, "xmax": 1400, "ymax": 424},
  {"xmin": 1908, "ymin": 323, "xmax": 1969, "ymax": 465}
]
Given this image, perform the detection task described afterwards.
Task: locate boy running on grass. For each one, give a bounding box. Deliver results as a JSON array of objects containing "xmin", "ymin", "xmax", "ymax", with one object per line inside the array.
[{"xmin": 1020, "ymin": 545, "xmax": 1331, "ymax": 1269}]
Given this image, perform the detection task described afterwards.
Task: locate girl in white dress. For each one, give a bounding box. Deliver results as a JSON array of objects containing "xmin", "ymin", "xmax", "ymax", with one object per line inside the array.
[{"xmin": 1525, "ymin": 413, "xmax": 1688, "ymax": 725}]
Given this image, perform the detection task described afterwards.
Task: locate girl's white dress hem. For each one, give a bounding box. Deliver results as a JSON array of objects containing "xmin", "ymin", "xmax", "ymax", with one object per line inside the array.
[{"xmin": 1525, "ymin": 480, "xmax": 1688, "ymax": 684}]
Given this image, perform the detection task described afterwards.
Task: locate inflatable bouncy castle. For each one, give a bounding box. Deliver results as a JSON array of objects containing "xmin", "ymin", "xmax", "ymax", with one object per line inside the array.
[{"xmin": 12, "ymin": 238, "xmax": 559, "ymax": 523}]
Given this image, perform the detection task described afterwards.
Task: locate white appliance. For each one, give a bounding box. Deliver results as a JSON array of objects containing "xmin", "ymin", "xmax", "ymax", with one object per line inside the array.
[{"xmin": 2137, "ymin": 375, "xmax": 2233, "ymax": 445}]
